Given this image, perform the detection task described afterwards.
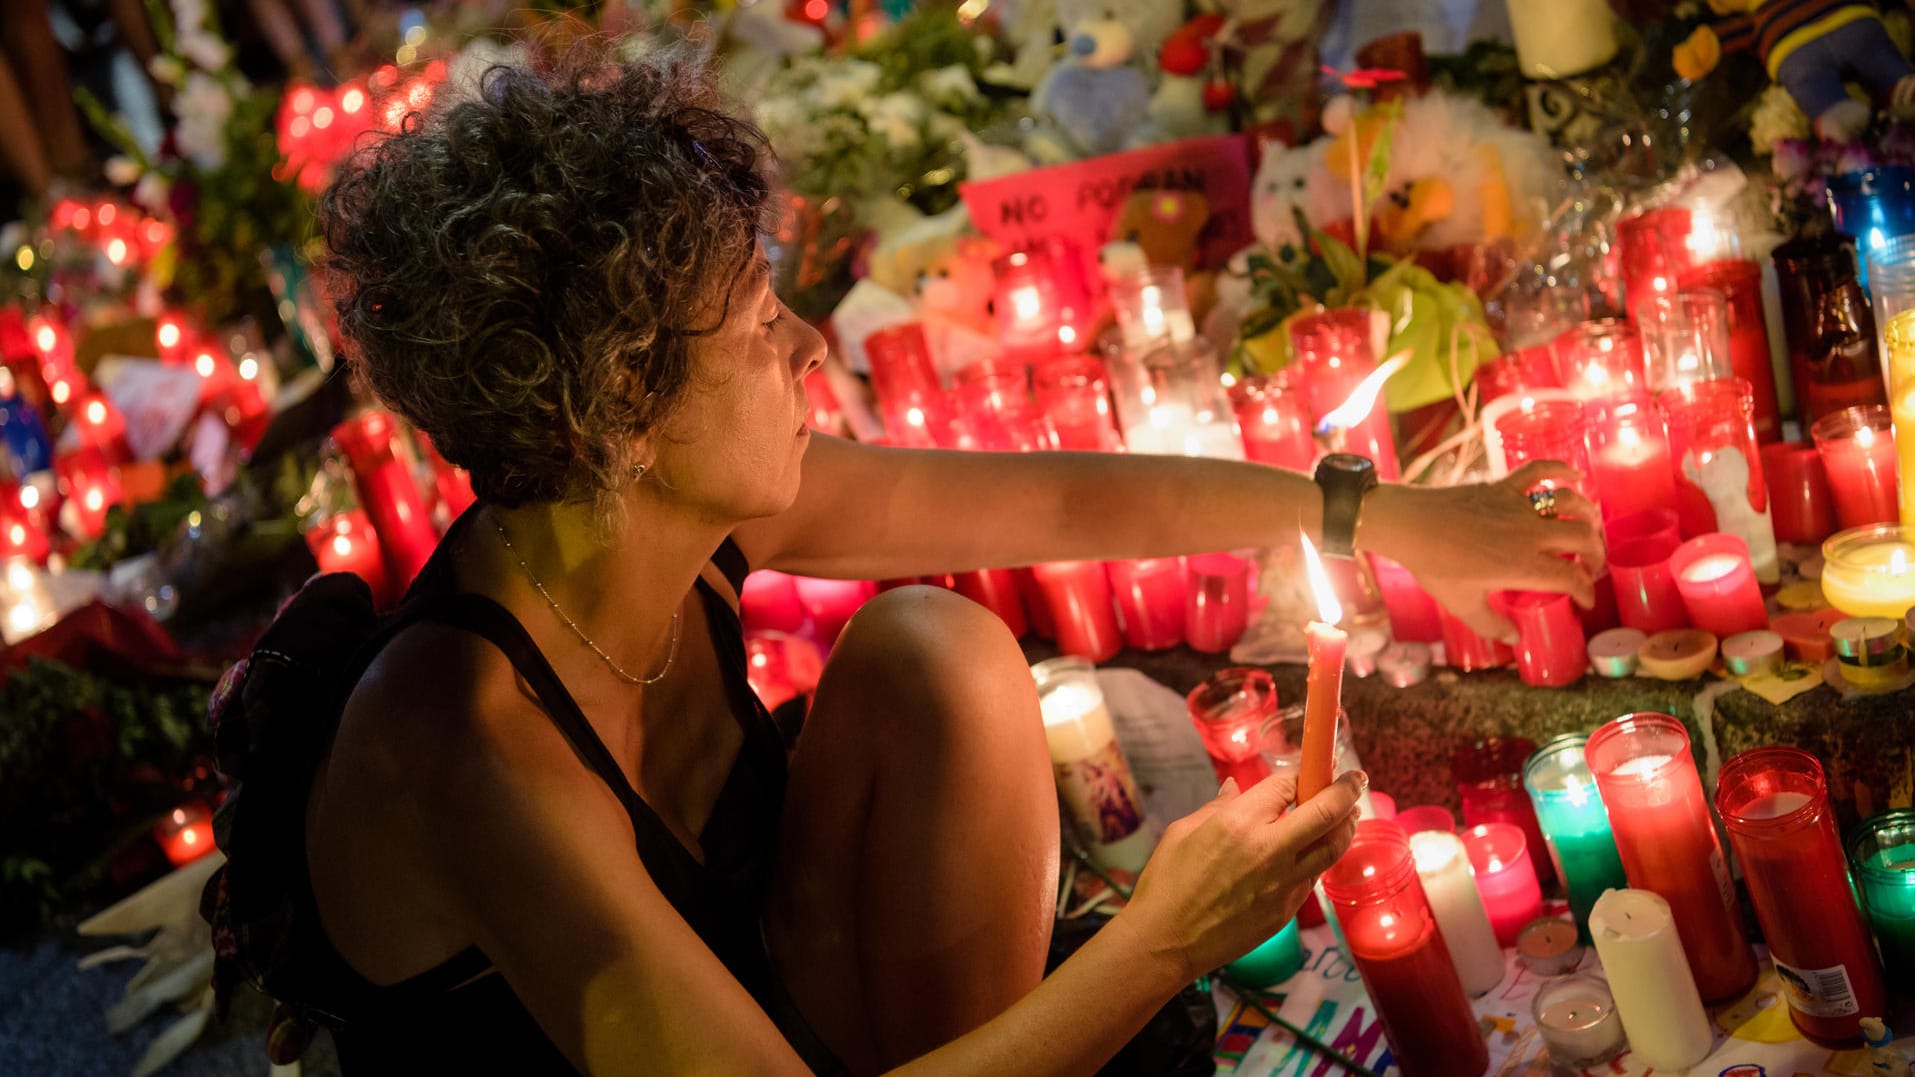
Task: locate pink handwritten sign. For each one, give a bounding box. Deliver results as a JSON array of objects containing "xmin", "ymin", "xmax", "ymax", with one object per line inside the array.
[{"xmin": 958, "ymin": 134, "xmax": 1254, "ymax": 281}]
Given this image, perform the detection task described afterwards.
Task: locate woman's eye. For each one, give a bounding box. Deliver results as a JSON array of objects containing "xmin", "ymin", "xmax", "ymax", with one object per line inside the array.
[{"xmin": 763, "ymin": 309, "xmax": 784, "ymax": 332}]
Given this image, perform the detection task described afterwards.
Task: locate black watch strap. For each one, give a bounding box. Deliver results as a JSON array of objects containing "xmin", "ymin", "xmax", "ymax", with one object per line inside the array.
[{"xmin": 1314, "ymin": 453, "xmax": 1378, "ymax": 559}]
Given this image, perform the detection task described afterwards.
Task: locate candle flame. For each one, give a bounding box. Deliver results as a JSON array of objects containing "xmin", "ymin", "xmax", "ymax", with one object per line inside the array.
[
  {"xmin": 1894, "ymin": 546, "xmax": 1910, "ymax": 575},
  {"xmin": 1315, "ymin": 354, "xmax": 1409, "ymax": 435},
  {"xmin": 1300, "ymin": 533, "xmax": 1343, "ymax": 625}
]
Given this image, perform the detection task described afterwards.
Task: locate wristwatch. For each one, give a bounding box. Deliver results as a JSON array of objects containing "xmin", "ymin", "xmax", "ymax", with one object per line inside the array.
[{"xmin": 1314, "ymin": 453, "xmax": 1377, "ymax": 559}]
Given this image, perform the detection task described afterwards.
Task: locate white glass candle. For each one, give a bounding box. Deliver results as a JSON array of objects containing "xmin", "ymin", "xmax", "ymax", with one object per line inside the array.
[
  {"xmin": 1031, "ymin": 657, "xmax": 1152, "ymax": 872},
  {"xmin": 1587, "ymin": 888, "xmax": 1714, "ymax": 1070},
  {"xmin": 1409, "ymin": 830, "xmax": 1506, "ymax": 996}
]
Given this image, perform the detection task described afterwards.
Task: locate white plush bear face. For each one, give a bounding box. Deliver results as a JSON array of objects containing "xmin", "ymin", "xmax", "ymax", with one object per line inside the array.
[
  {"xmin": 1052, "ymin": 0, "xmax": 1185, "ymax": 58},
  {"xmin": 1251, "ymin": 139, "xmax": 1318, "ymax": 251}
]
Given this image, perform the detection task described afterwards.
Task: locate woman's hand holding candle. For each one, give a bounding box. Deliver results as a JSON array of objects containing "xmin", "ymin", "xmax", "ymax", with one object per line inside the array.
[{"xmin": 1123, "ymin": 770, "xmax": 1366, "ymax": 980}]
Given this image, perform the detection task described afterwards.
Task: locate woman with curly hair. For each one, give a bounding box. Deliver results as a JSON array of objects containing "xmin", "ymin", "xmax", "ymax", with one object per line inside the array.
[{"xmin": 275, "ymin": 46, "xmax": 1602, "ymax": 1075}]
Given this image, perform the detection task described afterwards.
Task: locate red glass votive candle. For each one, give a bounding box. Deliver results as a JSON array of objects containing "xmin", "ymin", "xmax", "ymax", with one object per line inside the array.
[
  {"xmin": 1678, "ymin": 259, "xmax": 1781, "ymax": 441},
  {"xmin": 1586, "ymin": 712, "xmax": 1758, "ymax": 1002},
  {"xmin": 1585, "ymin": 394, "xmax": 1679, "ymax": 523},
  {"xmin": 1033, "ymin": 356, "xmax": 1122, "ymax": 452},
  {"xmin": 743, "ymin": 630, "xmax": 825, "ymax": 712},
  {"xmin": 1659, "ymin": 378, "xmax": 1778, "ymax": 576},
  {"xmin": 53, "ymin": 447, "xmax": 121, "ymax": 540},
  {"xmin": 154, "ymin": 803, "xmax": 216, "ymax": 867},
  {"xmin": 330, "ymin": 411, "xmax": 441, "ymax": 589},
  {"xmin": 1761, "ymin": 441, "xmax": 1837, "ymax": 544},
  {"xmin": 1618, "ymin": 205, "xmax": 1698, "ymax": 309},
  {"xmin": 1105, "ymin": 557, "xmax": 1184, "ymax": 650},
  {"xmin": 306, "ymin": 509, "xmax": 391, "ymax": 604},
  {"xmin": 1396, "ymin": 805, "xmax": 1455, "ymax": 834},
  {"xmin": 949, "ymin": 568, "xmax": 1029, "ymax": 638},
  {"xmin": 1668, "ymin": 532, "xmax": 1768, "ymax": 637},
  {"xmin": 1716, "ymin": 747, "xmax": 1886, "ymax": 1045},
  {"xmin": 1604, "ymin": 507, "xmax": 1682, "ymax": 552},
  {"xmin": 1608, "ymin": 535, "xmax": 1690, "ymax": 633},
  {"xmin": 0, "ymin": 481, "xmax": 51, "ymax": 564},
  {"xmin": 1496, "ymin": 398, "xmax": 1593, "ymax": 499},
  {"xmin": 950, "ymin": 361, "xmax": 1052, "ymax": 453},
  {"xmin": 1554, "ymin": 319, "xmax": 1647, "ymax": 403},
  {"xmin": 1812, "ymin": 405, "xmax": 1899, "ymax": 529},
  {"xmin": 1474, "ymin": 344, "xmax": 1559, "ymax": 405},
  {"xmin": 1186, "ymin": 667, "xmax": 1279, "ymax": 790},
  {"xmin": 1185, "ymin": 552, "xmax": 1251, "ymax": 654},
  {"xmin": 865, "ymin": 322, "xmax": 952, "ymax": 450},
  {"xmin": 803, "ymin": 367, "xmax": 843, "ymax": 435},
  {"xmin": 1461, "ymin": 822, "xmax": 1545, "ymax": 946},
  {"xmin": 1030, "ymin": 560, "xmax": 1122, "ymax": 661},
  {"xmin": 1370, "ymin": 554, "xmax": 1443, "ymax": 643},
  {"xmin": 1503, "ymin": 590, "xmax": 1588, "ymax": 687},
  {"xmin": 1229, "ymin": 372, "xmax": 1316, "ymax": 471},
  {"xmin": 1437, "ymin": 603, "xmax": 1512, "ymax": 670},
  {"xmin": 1452, "ymin": 736, "xmax": 1555, "ymax": 890},
  {"xmin": 1292, "ymin": 309, "xmax": 1400, "ymax": 479},
  {"xmin": 792, "ymin": 576, "xmax": 876, "ymax": 647},
  {"xmin": 992, "ymin": 248, "xmax": 1077, "ymax": 358},
  {"xmin": 1320, "ymin": 821, "xmax": 1490, "ymax": 1077},
  {"xmin": 740, "ymin": 569, "xmax": 807, "ymax": 634},
  {"xmin": 67, "ymin": 391, "xmax": 132, "ymax": 463}
]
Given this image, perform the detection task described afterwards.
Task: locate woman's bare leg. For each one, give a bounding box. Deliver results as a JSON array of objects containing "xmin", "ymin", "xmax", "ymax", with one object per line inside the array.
[{"xmin": 765, "ymin": 586, "xmax": 1060, "ymax": 1074}]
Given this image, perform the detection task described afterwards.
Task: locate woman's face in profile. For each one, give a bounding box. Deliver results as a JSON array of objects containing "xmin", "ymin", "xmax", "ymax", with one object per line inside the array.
[{"xmin": 649, "ymin": 247, "xmax": 824, "ymax": 522}]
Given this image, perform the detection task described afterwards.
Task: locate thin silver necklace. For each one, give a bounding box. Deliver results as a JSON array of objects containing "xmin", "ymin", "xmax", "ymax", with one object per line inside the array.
[{"xmin": 490, "ymin": 516, "xmax": 681, "ymax": 686}]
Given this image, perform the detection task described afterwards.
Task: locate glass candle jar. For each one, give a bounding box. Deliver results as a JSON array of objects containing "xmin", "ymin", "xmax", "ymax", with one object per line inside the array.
[
  {"xmin": 1028, "ymin": 560, "xmax": 1122, "ymax": 662},
  {"xmin": 1523, "ymin": 734, "xmax": 1629, "ymax": 941},
  {"xmin": 1773, "ymin": 233, "xmax": 1889, "ymax": 423},
  {"xmin": 1452, "ymin": 736, "xmax": 1555, "ymax": 890},
  {"xmin": 1848, "ymin": 809, "xmax": 1915, "ymax": 990},
  {"xmin": 1472, "ymin": 345, "xmax": 1560, "ymax": 405},
  {"xmin": 1184, "ymin": 551, "xmax": 1251, "ymax": 654},
  {"xmin": 1437, "ymin": 602, "xmax": 1513, "ymax": 671},
  {"xmin": 1104, "ymin": 557, "xmax": 1184, "ymax": 651},
  {"xmin": 1107, "ymin": 264, "xmax": 1196, "ymax": 357},
  {"xmin": 864, "ymin": 322, "xmax": 953, "ymax": 450},
  {"xmin": 992, "ymin": 247, "xmax": 1076, "ymax": 359},
  {"xmin": 1532, "ymin": 974, "xmax": 1628, "ymax": 1070},
  {"xmin": 306, "ymin": 508, "xmax": 391, "ymax": 605},
  {"xmin": 1186, "ymin": 666, "xmax": 1279, "ymax": 790},
  {"xmin": 1369, "ymin": 554, "xmax": 1443, "ymax": 643},
  {"xmin": 1461, "ymin": 822, "xmax": 1545, "ymax": 946},
  {"xmin": 1494, "ymin": 398, "xmax": 1592, "ymax": 498},
  {"xmin": 1553, "ymin": 319, "xmax": 1647, "ymax": 403},
  {"xmin": 1669, "ymin": 531, "xmax": 1770, "ymax": 638},
  {"xmin": 1866, "ymin": 233, "xmax": 1915, "ymax": 375},
  {"xmin": 1228, "ymin": 371, "xmax": 1316, "ymax": 471},
  {"xmin": 1032, "ymin": 355, "xmax": 1122, "ymax": 453},
  {"xmin": 1659, "ymin": 378, "xmax": 1780, "ymax": 581},
  {"xmin": 1716, "ymin": 747, "xmax": 1886, "ymax": 1045},
  {"xmin": 1638, "ymin": 290, "xmax": 1734, "ymax": 392},
  {"xmin": 1106, "ymin": 338, "xmax": 1245, "ymax": 461},
  {"xmin": 1586, "ymin": 712, "xmax": 1758, "ymax": 1002},
  {"xmin": 950, "ymin": 361, "xmax": 1053, "ymax": 453},
  {"xmin": 1678, "ymin": 260, "xmax": 1782, "ymax": 440},
  {"xmin": 1291, "ymin": 309, "xmax": 1399, "ymax": 479},
  {"xmin": 1761, "ymin": 440, "xmax": 1838, "ymax": 545},
  {"xmin": 1259, "ymin": 704, "xmax": 1376, "ymax": 818},
  {"xmin": 330, "ymin": 411, "xmax": 441, "ymax": 590},
  {"xmin": 1223, "ymin": 916, "xmax": 1305, "ymax": 989},
  {"xmin": 1584, "ymin": 393, "xmax": 1680, "ymax": 523},
  {"xmin": 1618, "ymin": 205, "xmax": 1699, "ymax": 310},
  {"xmin": 1320, "ymin": 821, "xmax": 1489, "ymax": 1077},
  {"xmin": 53, "ymin": 447, "xmax": 121, "ymax": 541},
  {"xmin": 1503, "ymin": 590, "xmax": 1588, "ymax": 687},
  {"xmin": 1030, "ymin": 657, "xmax": 1151, "ymax": 873},
  {"xmin": 1825, "ymin": 166, "xmax": 1915, "ymax": 290},
  {"xmin": 1820, "ymin": 524, "xmax": 1915, "ymax": 618},
  {"xmin": 1812, "ymin": 405, "xmax": 1899, "ymax": 529},
  {"xmin": 1608, "ymin": 534, "xmax": 1691, "ymax": 634}
]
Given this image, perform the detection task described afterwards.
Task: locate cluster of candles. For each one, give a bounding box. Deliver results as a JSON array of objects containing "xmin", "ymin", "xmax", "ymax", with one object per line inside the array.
[
  {"xmin": 305, "ymin": 409, "xmax": 475, "ymax": 607},
  {"xmin": 39, "ymin": 196, "xmax": 174, "ymax": 273},
  {"xmin": 274, "ymin": 61, "xmax": 445, "ymax": 193}
]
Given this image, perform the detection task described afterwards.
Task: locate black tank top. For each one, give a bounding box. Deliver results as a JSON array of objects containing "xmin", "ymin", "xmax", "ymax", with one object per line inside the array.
[{"xmin": 302, "ymin": 511, "xmax": 843, "ymax": 1073}]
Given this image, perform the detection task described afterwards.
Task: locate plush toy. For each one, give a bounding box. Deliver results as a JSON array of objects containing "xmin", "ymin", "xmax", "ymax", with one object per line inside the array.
[
  {"xmin": 1031, "ymin": 17, "xmax": 1153, "ymax": 158},
  {"xmin": 1148, "ymin": 14, "xmax": 1234, "ymax": 140},
  {"xmin": 1108, "ymin": 188, "xmax": 1218, "ymax": 321},
  {"xmin": 861, "ymin": 204, "xmax": 1000, "ymax": 375},
  {"xmin": 1249, "ymin": 137, "xmax": 1332, "ymax": 252},
  {"xmin": 1674, "ymin": 0, "xmax": 1915, "ymax": 142},
  {"xmin": 1362, "ymin": 90, "xmax": 1560, "ymax": 252}
]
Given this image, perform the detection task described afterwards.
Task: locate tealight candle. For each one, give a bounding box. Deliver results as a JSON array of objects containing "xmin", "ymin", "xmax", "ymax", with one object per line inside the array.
[
  {"xmin": 1849, "ymin": 809, "xmax": 1915, "ymax": 990},
  {"xmin": 1524, "ymin": 734, "xmax": 1629, "ymax": 940},
  {"xmin": 1721, "ymin": 629, "xmax": 1785, "ymax": 676},
  {"xmin": 1813, "ymin": 406, "xmax": 1899, "ymax": 529},
  {"xmin": 1408, "ymin": 829, "xmax": 1506, "ymax": 996},
  {"xmin": 1185, "ymin": 667, "xmax": 1278, "ymax": 791},
  {"xmin": 1104, "ymin": 558, "xmax": 1183, "ymax": 651},
  {"xmin": 1587, "ymin": 713, "xmax": 1757, "ymax": 1002},
  {"xmin": 1320, "ymin": 821, "xmax": 1489, "ymax": 1076},
  {"xmin": 1532, "ymin": 973, "xmax": 1628, "ymax": 1069},
  {"xmin": 1462, "ymin": 823, "xmax": 1545, "ymax": 947},
  {"xmin": 1774, "ymin": 607, "xmax": 1845, "ymax": 663},
  {"xmin": 1830, "ymin": 616, "xmax": 1903, "ymax": 665},
  {"xmin": 1588, "ymin": 888, "xmax": 1715, "ymax": 1070},
  {"xmin": 1516, "ymin": 918, "xmax": 1584, "ymax": 976},
  {"xmin": 1821, "ymin": 524, "xmax": 1915, "ymax": 618},
  {"xmin": 1669, "ymin": 533, "xmax": 1769, "ymax": 637},
  {"xmin": 1031, "ymin": 657, "xmax": 1151, "ymax": 873},
  {"xmin": 1716, "ymin": 747, "xmax": 1886, "ymax": 1045},
  {"xmin": 154, "ymin": 803, "xmax": 216, "ymax": 867},
  {"xmin": 1588, "ymin": 626, "xmax": 1648, "ymax": 677}
]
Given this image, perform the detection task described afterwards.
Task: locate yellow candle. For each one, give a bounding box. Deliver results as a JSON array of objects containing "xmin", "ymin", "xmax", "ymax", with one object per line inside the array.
[
  {"xmin": 1821, "ymin": 525, "xmax": 1915, "ymax": 619},
  {"xmin": 1898, "ymin": 380, "xmax": 1915, "ymax": 531}
]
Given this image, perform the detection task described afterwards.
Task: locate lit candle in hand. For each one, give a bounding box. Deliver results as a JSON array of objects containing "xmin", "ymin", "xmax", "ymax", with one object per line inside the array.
[{"xmin": 1299, "ymin": 534, "xmax": 1346, "ymax": 800}]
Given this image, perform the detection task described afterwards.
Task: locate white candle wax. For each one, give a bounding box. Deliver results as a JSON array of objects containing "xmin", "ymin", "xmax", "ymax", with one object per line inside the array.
[
  {"xmin": 1506, "ymin": 0, "xmax": 1618, "ymax": 78},
  {"xmin": 1679, "ymin": 553, "xmax": 1743, "ymax": 584},
  {"xmin": 1535, "ymin": 984, "xmax": 1627, "ymax": 1065},
  {"xmin": 1588, "ymin": 888, "xmax": 1714, "ymax": 1070},
  {"xmin": 1409, "ymin": 831, "xmax": 1506, "ymax": 996},
  {"xmin": 1684, "ymin": 445, "xmax": 1780, "ymax": 584},
  {"xmin": 1123, "ymin": 403, "xmax": 1246, "ymax": 461},
  {"xmin": 1037, "ymin": 677, "xmax": 1153, "ymax": 872}
]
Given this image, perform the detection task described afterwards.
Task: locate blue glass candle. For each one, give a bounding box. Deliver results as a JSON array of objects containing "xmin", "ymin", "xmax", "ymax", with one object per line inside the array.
[
  {"xmin": 1826, "ymin": 166, "xmax": 1915, "ymax": 289},
  {"xmin": 1223, "ymin": 916, "xmax": 1304, "ymax": 988},
  {"xmin": 1523, "ymin": 734, "xmax": 1628, "ymax": 942}
]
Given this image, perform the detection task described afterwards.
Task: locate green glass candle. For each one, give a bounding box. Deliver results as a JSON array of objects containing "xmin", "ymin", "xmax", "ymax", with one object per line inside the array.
[
  {"xmin": 1849, "ymin": 809, "xmax": 1915, "ymax": 990},
  {"xmin": 1523, "ymin": 734, "xmax": 1629, "ymax": 942},
  {"xmin": 1224, "ymin": 917, "xmax": 1304, "ymax": 988}
]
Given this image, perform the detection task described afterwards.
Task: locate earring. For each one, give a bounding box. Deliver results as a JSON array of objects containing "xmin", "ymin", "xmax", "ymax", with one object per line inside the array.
[{"xmin": 631, "ymin": 462, "xmax": 647, "ymax": 482}]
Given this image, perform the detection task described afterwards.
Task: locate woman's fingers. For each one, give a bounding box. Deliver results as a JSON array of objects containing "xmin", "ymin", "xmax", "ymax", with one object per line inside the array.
[
  {"xmin": 1266, "ymin": 771, "xmax": 1365, "ymax": 854},
  {"xmin": 1456, "ymin": 594, "xmax": 1519, "ymax": 644},
  {"xmin": 1292, "ymin": 813, "xmax": 1361, "ymax": 879},
  {"xmin": 1505, "ymin": 460, "xmax": 1583, "ymax": 493},
  {"xmin": 1232, "ymin": 768, "xmax": 1299, "ymax": 819},
  {"xmin": 1523, "ymin": 553, "xmax": 1597, "ymax": 608},
  {"xmin": 1542, "ymin": 487, "xmax": 1602, "ymax": 526}
]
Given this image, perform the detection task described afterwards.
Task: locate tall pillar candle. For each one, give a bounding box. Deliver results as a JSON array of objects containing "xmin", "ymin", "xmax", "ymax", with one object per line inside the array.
[
  {"xmin": 1524, "ymin": 735, "xmax": 1629, "ymax": 941},
  {"xmin": 1812, "ymin": 405, "xmax": 1899, "ymax": 529},
  {"xmin": 1659, "ymin": 378, "xmax": 1780, "ymax": 580},
  {"xmin": 1587, "ymin": 889, "xmax": 1715, "ymax": 1070},
  {"xmin": 1586, "ymin": 713, "xmax": 1757, "ymax": 1001},
  {"xmin": 1669, "ymin": 532, "xmax": 1770, "ymax": 637},
  {"xmin": 1461, "ymin": 823, "xmax": 1545, "ymax": 946},
  {"xmin": 1897, "ymin": 377, "xmax": 1915, "ymax": 531},
  {"xmin": 1186, "ymin": 667, "xmax": 1278, "ymax": 791},
  {"xmin": 1506, "ymin": 0, "xmax": 1616, "ymax": 78},
  {"xmin": 1408, "ymin": 830, "xmax": 1506, "ymax": 997},
  {"xmin": 330, "ymin": 411, "xmax": 441, "ymax": 589},
  {"xmin": 1717, "ymin": 747, "xmax": 1885, "ymax": 1045},
  {"xmin": 864, "ymin": 322, "xmax": 953, "ymax": 450},
  {"xmin": 1320, "ymin": 821, "xmax": 1490, "ymax": 1077},
  {"xmin": 1031, "ymin": 657, "xmax": 1151, "ymax": 873},
  {"xmin": 1848, "ymin": 809, "xmax": 1915, "ymax": 991},
  {"xmin": 1298, "ymin": 535, "xmax": 1346, "ymax": 800}
]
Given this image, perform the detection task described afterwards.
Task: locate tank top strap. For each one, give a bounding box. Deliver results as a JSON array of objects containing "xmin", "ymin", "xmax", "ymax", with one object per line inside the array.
[
  {"xmin": 711, "ymin": 536, "xmax": 750, "ymax": 596},
  {"xmin": 403, "ymin": 592, "xmax": 688, "ymax": 868}
]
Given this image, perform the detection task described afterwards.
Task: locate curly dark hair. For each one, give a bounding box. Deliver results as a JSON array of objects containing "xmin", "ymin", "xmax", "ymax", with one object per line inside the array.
[{"xmin": 319, "ymin": 44, "xmax": 773, "ymax": 523}]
